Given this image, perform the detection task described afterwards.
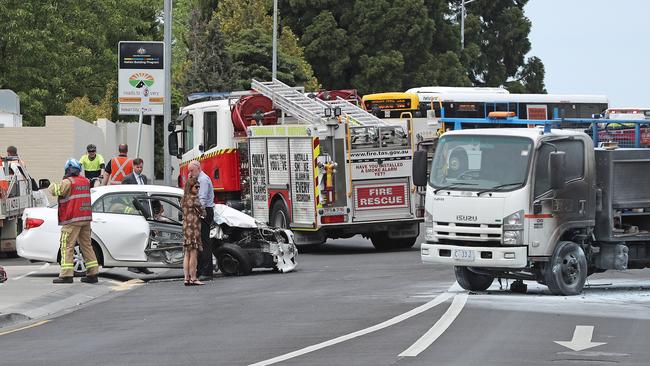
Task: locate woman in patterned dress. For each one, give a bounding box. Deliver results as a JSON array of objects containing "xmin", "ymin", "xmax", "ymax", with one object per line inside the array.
[{"xmin": 182, "ymin": 176, "xmax": 206, "ymax": 286}]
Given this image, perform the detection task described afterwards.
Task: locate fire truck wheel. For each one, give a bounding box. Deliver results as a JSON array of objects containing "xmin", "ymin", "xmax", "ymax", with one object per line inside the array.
[
  {"xmin": 370, "ymin": 233, "xmax": 394, "ymax": 251},
  {"xmin": 543, "ymin": 241, "xmax": 587, "ymax": 296},
  {"xmin": 454, "ymin": 266, "xmax": 494, "ymax": 291},
  {"xmin": 216, "ymin": 244, "xmax": 252, "ymax": 276},
  {"xmin": 270, "ymin": 200, "xmax": 289, "ymax": 229},
  {"xmin": 395, "ymin": 236, "xmax": 418, "ymax": 249}
]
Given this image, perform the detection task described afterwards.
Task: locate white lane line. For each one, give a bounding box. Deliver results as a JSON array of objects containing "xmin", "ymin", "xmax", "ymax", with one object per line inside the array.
[
  {"xmin": 248, "ymin": 292, "xmax": 455, "ymax": 366},
  {"xmin": 399, "ymin": 293, "xmax": 468, "ymax": 357},
  {"xmin": 11, "ymin": 263, "xmax": 50, "ymax": 280}
]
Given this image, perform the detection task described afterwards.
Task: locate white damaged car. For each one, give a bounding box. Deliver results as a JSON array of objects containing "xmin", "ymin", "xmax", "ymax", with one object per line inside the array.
[{"xmin": 16, "ymin": 185, "xmax": 297, "ymax": 275}]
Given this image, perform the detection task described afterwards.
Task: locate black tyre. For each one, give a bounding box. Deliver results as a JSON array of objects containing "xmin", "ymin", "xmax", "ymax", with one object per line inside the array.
[
  {"xmin": 270, "ymin": 200, "xmax": 289, "ymax": 229},
  {"xmin": 454, "ymin": 266, "xmax": 494, "ymax": 291},
  {"xmin": 215, "ymin": 244, "xmax": 252, "ymax": 276},
  {"xmin": 369, "ymin": 232, "xmax": 392, "ymax": 251},
  {"xmin": 544, "ymin": 241, "xmax": 587, "ymax": 296},
  {"xmin": 370, "ymin": 233, "xmax": 417, "ymax": 250},
  {"xmin": 395, "ymin": 236, "xmax": 418, "ymax": 249}
]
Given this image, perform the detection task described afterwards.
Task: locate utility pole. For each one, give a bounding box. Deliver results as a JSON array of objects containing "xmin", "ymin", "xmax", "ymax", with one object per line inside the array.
[
  {"xmin": 460, "ymin": 0, "xmax": 476, "ymax": 50},
  {"xmin": 163, "ymin": 0, "xmax": 172, "ymax": 186},
  {"xmin": 272, "ymin": 0, "xmax": 278, "ymax": 79}
]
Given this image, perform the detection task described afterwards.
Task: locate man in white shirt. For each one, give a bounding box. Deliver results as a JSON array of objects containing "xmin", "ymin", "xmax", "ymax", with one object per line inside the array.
[{"xmin": 121, "ymin": 158, "xmax": 148, "ymax": 185}]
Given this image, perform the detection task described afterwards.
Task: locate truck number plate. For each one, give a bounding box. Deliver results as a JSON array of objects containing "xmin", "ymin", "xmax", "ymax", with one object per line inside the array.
[{"xmin": 453, "ymin": 249, "xmax": 475, "ymax": 261}]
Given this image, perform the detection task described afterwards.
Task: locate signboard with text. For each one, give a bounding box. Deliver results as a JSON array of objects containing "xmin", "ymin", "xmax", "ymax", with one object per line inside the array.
[
  {"xmin": 354, "ymin": 182, "xmax": 409, "ymax": 211},
  {"xmin": 118, "ymin": 41, "xmax": 165, "ymax": 115}
]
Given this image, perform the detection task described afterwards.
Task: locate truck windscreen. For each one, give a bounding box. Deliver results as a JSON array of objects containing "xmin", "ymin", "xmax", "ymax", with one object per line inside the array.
[{"xmin": 430, "ymin": 135, "xmax": 533, "ymax": 192}]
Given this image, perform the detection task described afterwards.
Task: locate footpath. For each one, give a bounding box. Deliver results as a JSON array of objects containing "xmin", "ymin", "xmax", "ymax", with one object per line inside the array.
[{"xmin": 0, "ymin": 257, "xmax": 181, "ymax": 330}]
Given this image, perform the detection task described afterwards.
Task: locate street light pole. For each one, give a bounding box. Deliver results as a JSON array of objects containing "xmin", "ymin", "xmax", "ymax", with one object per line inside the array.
[
  {"xmin": 460, "ymin": 0, "xmax": 476, "ymax": 50},
  {"xmin": 163, "ymin": 0, "xmax": 172, "ymax": 186},
  {"xmin": 272, "ymin": 0, "xmax": 278, "ymax": 80}
]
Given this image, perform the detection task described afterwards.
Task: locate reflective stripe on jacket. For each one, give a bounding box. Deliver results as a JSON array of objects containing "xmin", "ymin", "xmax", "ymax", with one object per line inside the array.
[
  {"xmin": 58, "ymin": 176, "xmax": 92, "ymax": 225},
  {"xmin": 108, "ymin": 156, "xmax": 133, "ymax": 184}
]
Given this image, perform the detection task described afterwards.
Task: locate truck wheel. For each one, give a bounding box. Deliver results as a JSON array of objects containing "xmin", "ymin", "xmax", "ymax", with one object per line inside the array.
[
  {"xmin": 216, "ymin": 244, "xmax": 252, "ymax": 276},
  {"xmin": 395, "ymin": 236, "xmax": 418, "ymax": 249},
  {"xmin": 369, "ymin": 233, "xmax": 391, "ymax": 251},
  {"xmin": 371, "ymin": 234, "xmax": 417, "ymax": 250},
  {"xmin": 270, "ymin": 200, "xmax": 289, "ymax": 229},
  {"xmin": 454, "ymin": 266, "xmax": 494, "ymax": 291},
  {"xmin": 544, "ymin": 241, "xmax": 587, "ymax": 296}
]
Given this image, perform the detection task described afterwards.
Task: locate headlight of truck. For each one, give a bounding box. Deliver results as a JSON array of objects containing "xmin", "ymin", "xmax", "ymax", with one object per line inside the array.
[
  {"xmin": 502, "ymin": 210, "xmax": 524, "ymax": 245},
  {"xmin": 425, "ymin": 210, "xmax": 435, "ymax": 241}
]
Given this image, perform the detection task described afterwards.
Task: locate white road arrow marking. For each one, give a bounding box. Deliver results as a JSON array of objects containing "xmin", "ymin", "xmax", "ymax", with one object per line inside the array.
[{"xmin": 554, "ymin": 325, "xmax": 606, "ymax": 351}]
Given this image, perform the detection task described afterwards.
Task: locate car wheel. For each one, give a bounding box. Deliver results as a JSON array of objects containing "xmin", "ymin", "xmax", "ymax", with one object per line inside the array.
[
  {"xmin": 454, "ymin": 266, "xmax": 494, "ymax": 291},
  {"xmin": 270, "ymin": 200, "xmax": 289, "ymax": 229},
  {"xmin": 73, "ymin": 245, "xmax": 87, "ymax": 277},
  {"xmin": 544, "ymin": 241, "xmax": 587, "ymax": 296},
  {"xmin": 216, "ymin": 244, "xmax": 252, "ymax": 276}
]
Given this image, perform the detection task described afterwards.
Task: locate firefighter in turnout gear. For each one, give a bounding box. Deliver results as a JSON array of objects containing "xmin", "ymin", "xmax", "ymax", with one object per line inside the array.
[{"xmin": 50, "ymin": 159, "xmax": 99, "ymax": 284}]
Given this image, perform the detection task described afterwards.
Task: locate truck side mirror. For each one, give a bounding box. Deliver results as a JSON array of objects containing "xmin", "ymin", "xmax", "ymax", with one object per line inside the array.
[
  {"xmin": 549, "ymin": 151, "xmax": 566, "ymax": 190},
  {"xmin": 168, "ymin": 132, "xmax": 179, "ymax": 156},
  {"xmin": 39, "ymin": 179, "xmax": 50, "ymax": 190},
  {"xmin": 412, "ymin": 150, "xmax": 428, "ymax": 186}
]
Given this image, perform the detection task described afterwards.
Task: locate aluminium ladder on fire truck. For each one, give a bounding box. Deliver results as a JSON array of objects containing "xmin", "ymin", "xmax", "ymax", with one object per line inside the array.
[{"xmin": 251, "ymin": 78, "xmax": 385, "ymax": 128}]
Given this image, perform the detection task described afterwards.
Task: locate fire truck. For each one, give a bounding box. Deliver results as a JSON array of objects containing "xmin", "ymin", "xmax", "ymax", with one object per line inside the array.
[{"xmin": 168, "ymin": 79, "xmax": 425, "ymax": 249}]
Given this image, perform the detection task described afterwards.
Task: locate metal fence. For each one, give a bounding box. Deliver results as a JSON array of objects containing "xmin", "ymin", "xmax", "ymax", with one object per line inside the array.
[{"xmin": 439, "ymin": 116, "xmax": 650, "ymax": 148}]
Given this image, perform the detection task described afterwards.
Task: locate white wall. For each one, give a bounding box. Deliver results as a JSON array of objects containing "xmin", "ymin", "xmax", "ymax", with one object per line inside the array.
[{"xmin": 0, "ymin": 116, "xmax": 154, "ymax": 186}]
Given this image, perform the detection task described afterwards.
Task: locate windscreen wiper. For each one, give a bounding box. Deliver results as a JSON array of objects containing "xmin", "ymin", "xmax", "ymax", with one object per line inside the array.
[
  {"xmin": 476, "ymin": 182, "xmax": 524, "ymax": 196},
  {"xmin": 433, "ymin": 182, "xmax": 477, "ymax": 194}
]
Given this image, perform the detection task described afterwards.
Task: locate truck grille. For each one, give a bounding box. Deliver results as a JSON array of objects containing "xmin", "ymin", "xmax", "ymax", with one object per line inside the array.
[{"xmin": 434, "ymin": 222, "xmax": 502, "ymax": 241}]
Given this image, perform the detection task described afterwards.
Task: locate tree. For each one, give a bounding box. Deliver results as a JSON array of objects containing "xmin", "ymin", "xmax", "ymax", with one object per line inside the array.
[
  {"xmin": 0, "ymin": 0, "xmax": 160, "ymax": 125},
  {"xmin": 215, "ymin": 0, "xmax": 319, "ymax": 90},
  {"xmin": 65, "ymin": 80, "xmax": 116, "ymax": 122},
  {"xmin": 458, "ymin": 0, "xmax": 542, "ymax": 91},
  {"xmin": 283, "ymin": 0, "xmax": 472, "ymax": 94},
  {"xmin": 178, "ymin": 7, "xmax": 234, "ymax": 98},
  {"xmin": 505, "ymin": 56, "xmax": 546, "ymax": 93}
]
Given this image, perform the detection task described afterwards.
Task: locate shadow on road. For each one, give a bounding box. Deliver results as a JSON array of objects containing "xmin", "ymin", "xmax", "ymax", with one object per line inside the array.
[{"xmin": 299, "ymin": 240, "xmax": 419, "ymax": 256}]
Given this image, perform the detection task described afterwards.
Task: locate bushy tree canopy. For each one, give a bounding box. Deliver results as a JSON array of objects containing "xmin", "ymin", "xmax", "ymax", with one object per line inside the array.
[{"xmin": 0, "ymin": 0, "xmax": 160, "ymax": 125}]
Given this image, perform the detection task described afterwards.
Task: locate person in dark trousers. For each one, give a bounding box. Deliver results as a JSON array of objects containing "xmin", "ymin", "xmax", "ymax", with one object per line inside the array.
[
  {"xmin": 187, "ymin": 160, "xmax": 214, "ymax": 281},
  {"xmin": 103, "ymin": 144, "xmax": 133, "ymax": 185},
  {"xmin": 120, "ymin": 157, "xmax": 153, "ymax": 275},
  {"xmin": 121, "ymin": 158, "xmax": 148, "ymax": 185}
]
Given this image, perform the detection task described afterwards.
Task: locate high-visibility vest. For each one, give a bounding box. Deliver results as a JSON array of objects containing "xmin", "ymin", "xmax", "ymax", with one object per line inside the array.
[
  {"xmin": 108, "ymin": 156, "xmax": 133, "ymax": 184},
  {"xmin": 58, "ymin": 176, "xmax": 92, "ymax": 225}
]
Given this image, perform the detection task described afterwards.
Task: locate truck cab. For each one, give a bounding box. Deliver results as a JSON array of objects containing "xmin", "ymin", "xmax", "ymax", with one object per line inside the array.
[{"xmin": 416, "ymin": 127, "xmax": 602, "ymax": 295}]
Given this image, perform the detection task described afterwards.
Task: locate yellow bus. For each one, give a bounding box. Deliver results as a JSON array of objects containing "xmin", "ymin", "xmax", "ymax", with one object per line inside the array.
[{"xmin": 361, "ymin": 92, "xmax": 424, "ymax": 119}]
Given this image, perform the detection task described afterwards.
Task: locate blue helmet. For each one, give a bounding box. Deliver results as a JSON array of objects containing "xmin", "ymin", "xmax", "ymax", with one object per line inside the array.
[{"xmin": 64, "ymin": 158, "xmax": 82, "ymax": 171}]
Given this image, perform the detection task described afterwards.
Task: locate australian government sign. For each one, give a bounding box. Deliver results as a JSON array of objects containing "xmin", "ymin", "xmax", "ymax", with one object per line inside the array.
[{"xmin": 118, "ymin": 41, "xmax": 164, "ymax": 115}]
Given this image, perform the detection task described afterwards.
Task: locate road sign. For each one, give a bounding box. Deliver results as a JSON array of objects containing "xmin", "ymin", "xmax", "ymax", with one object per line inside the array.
[{"xmin": 118, "ymin": 41, "xmax": 164, "ymax": 116}]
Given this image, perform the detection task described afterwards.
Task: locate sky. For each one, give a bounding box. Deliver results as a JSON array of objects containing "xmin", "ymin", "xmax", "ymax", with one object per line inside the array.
[{"xmin": 524, "ymin": 0, "xmax": 650, "ymax": 107}]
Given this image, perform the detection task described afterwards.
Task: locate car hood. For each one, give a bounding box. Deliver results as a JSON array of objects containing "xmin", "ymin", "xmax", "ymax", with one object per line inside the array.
[{"xmin": 213, "ymin": 204, "xmax": 259, "ymax": 228}]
